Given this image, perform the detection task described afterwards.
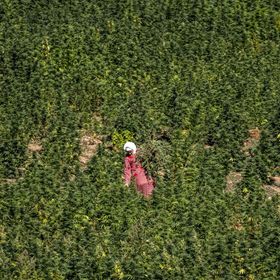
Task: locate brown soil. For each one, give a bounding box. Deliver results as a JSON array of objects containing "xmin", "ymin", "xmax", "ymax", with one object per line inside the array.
[
  {"xmin": 262, "ymin": 185, "xmax": 280, "ymax": 199},
  {"xmin": 27, "ymin": 139, "xmax": 43, "ymax": 153},
  {"xmin": 0, "ymin": 178, "xmax": 18, "ymax": 184},
  {"xmin": 204, "ymin": 144, "xmax": 214, "ymax": 150},
  {"xmin": 268, "ymin": 176, "xmax": 280, "ymax": 187},
  {"xmin": 233, "ymin": 221, "xmax": 244, "ymax": 231},
  {"xmin": 241, "ymin": 127, "xmax": 260, "ymax": 156},
  {"xmin": 79, "ymin": 131, "xmax": 102, "ymax": 168},
  {"xmin": 248, "ymin": 128, "xmax": 261, "ymax": 140},
  {"xmin": 225, "ymin": 171, "xmax": 243, "ymax": 193}
]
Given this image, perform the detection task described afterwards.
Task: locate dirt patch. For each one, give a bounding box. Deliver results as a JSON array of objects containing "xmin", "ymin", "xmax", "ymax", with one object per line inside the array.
[
  {"xmin": 92, "ymin": 112, "xmax": 103, "ymax": 124},
  {"xmin": 27, "ymin": 139, "xmax": 43, "ymax": 153},
  {"xmin": 0, "ymin": 178, "xmax": 18, "ymax": 184},
  {"xmin": 232, "ymin": 220, "xmax": 244, "ymax": 231},
  {"xmin": 225, "ymin": 171, "xmax": 243, "ymax": 193},
  {"xmin": 262, "ymin": 185, "xmax": 280, "ymax": 199},
  {"xmin": 268, "ymin": 176, "xmax": 280, "ymax": 187},
  {"xmin": 79, "ymin": 131, "xmax": 102, "ymax": 168},
  {"xmin": 241, "ymin": 127, "xmax": 260, "ymax": 156},
  {"xmin": 204, "ymin": 144, "xmax": 214, "ymax": 150},
  {"xmin": 248, "ymin": 128, "xmax": 261, "ymax": 140}
]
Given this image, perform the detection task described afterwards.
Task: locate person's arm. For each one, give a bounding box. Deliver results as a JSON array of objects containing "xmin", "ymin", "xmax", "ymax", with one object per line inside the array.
[{"xmin": 124, "ymin": 157, "xmax": 131, "ymax": 186}]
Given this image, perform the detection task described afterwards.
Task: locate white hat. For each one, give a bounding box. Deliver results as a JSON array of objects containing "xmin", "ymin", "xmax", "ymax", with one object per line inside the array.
[{"xmin": 123, "ymin": 142, "xmax": 137, "ymax": 153}]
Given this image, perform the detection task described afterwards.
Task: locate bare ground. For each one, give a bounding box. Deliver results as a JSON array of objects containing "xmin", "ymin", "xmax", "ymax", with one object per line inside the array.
[
  {"xmin": 262, "ymin": 184, "xmax": 280, "ymax": 199},
  {"xmin": 79, "ymin": 131, "xmax": 102, "ymax": 169},
  {"xmin": 241, "ymin": 127, "xmax": 260, "ymax": 156},
  {"xmin": 226, "ymin": 128, "xmax": 280, "ymax": 200},
  {"xmin": 27, "ymin": 140, "xmax": 43, "ymax": 153},
  {"xmin": 225, "ymin": 171, "xmax": 243, "ymax": 193}
]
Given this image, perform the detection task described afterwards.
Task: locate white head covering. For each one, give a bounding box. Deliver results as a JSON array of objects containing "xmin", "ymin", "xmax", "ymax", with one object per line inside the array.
[{"xmin": 123, "ymin": 142, "xmax": 137, "ymax": 154}]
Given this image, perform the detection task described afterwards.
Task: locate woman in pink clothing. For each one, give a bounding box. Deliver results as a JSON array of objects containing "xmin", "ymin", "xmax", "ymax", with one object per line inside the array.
[{"xmin": 123, "ymin": 142, "xmax": 155, "ymax": 197}]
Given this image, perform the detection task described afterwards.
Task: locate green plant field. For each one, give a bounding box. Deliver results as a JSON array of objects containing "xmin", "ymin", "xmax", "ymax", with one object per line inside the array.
[{"xmin": 0, "ymin": 1, "xmax": 279, "ymax": 279}]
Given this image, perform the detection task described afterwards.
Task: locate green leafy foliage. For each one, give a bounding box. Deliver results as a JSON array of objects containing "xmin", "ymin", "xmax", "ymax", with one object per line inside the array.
[
  {"xmin": 137, "ymin": 140, "xmax": 172, "ymax": 180},
  {"xmin": 0, "ymin": 0, "xmax": 279, "ymax": 279}
]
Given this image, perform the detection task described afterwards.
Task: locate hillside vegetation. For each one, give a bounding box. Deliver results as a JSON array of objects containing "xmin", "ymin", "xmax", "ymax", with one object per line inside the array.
[{"xmin": 0, "ymin": 1, "xmax": 279, "ymax": 279}]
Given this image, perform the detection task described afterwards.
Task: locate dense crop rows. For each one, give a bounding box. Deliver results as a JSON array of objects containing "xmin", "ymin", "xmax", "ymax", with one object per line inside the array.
[{"xmin": 1, "ymin": 0, "xmax": 279, "ymax": 279}]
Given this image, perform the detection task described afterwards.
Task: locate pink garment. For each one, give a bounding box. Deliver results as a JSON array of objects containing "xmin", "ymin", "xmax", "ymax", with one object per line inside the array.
[{"xmin": 124, "ymin": 153, "xmax": 155, "ymax": 197}]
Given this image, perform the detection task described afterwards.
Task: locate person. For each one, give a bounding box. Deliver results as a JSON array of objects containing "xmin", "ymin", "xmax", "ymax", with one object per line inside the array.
[{"xmin": 123, "ymin": 142, "xmax": 155, "ymax": 198}]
